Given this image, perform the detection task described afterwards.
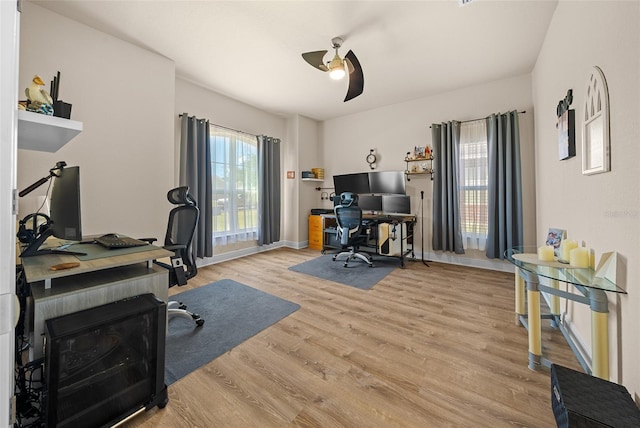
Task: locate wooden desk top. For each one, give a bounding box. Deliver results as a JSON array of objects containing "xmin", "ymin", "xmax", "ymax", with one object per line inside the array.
[
  {"xmin": 21, "ymin": 242, "xmax": 172, "ymax": 283},
  {"xmin": 321, "ymin": 212, "xmax": 416, "ymax": 222}
]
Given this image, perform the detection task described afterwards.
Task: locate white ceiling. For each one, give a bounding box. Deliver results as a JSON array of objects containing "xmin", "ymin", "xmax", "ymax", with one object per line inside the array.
[{"xmin": 32, "ymin": 0, "xmax": 558, "ymax": 121}]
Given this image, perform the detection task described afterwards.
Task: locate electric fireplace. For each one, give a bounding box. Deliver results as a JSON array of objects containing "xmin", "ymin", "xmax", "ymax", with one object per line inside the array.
[{"xmin": 44, "ymin": 293, "xmax": 167, "ymax": 427}]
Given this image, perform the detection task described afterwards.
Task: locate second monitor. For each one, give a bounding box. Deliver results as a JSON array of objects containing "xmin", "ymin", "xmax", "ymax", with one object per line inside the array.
[
  {"xmin": 358, "ymin": 195, "xmax": 383, "ymax": 213},
  {"xmin": 357, "ymin": 194, "xmax": 411, "ymax": 215},
  {"xmin": 381, "ymin": 194, "xmax": 411, "ymax": 215}
]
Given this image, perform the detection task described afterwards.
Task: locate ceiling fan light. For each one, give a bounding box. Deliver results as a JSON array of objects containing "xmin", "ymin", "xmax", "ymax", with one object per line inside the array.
[
  {"xmin": 328, "ymin": 54, "xmax": 345, "ymax": 80},
  {"xmin": 329, "ymin": 66, "xmax": 345, "ymax": 80}
]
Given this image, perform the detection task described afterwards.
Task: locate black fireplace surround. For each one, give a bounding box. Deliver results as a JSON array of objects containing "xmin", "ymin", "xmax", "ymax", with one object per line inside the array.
[{"xmin": 44, "ymin": 293, "xmax": 168, "ymax": 427}]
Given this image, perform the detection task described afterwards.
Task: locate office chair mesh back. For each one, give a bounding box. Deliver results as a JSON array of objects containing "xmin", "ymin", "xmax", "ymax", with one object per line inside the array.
[
  {"xmin": 165, "ymin": 187, "xmax": 199, "ymax": 280},
  {"xmin": 335, "ymin": 206, "xmax": 363, "ymax": 246},
  {"xmin": 333, "ymin": 202, "xmax": 372, "ymax": 267}
]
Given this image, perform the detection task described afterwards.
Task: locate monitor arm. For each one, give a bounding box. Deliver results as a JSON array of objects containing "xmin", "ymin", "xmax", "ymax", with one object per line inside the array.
[{"xmin": 18, "ymin": 161, "xmax": 66, "ymax": 197}]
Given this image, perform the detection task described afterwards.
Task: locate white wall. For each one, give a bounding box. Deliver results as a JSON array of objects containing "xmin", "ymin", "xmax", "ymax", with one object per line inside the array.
[
  {"xmin": 18, "ymin": 2, "xmax": 175, "ymax": 240},
  {"xmin": 321, "ymin": 74, "xmax": 536, "ymax": 270},
  {"xmin": 296, "ymin": 115, "xmax": 321, "ymax": 243},
  {"xmin": 532, "ymin": 1, "xmax": 639, "ymax": 390}
]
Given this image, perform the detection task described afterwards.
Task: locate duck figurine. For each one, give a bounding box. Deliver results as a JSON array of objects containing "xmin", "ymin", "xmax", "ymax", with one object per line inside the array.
[{"xmin": 25, "ymin": 75, "xmax": 54, "ymax": 115}]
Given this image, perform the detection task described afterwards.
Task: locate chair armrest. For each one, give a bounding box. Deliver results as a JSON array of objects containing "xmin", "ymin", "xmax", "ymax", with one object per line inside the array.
[{"xmin": 163, "ymin": 244, "xmax": 186, "ymax": 252}]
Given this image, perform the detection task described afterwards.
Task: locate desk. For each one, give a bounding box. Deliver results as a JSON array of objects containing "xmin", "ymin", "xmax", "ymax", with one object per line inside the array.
[
  {"xmin": 21, "ymin": 242, "xmax": 173, "ymax": 359},
  {"xmin": 317, "ymin": 213, "xmax": 416, "ymax": 266},
  {"xmin": 506, "ymin": 247, "xmax": 625, "ymax": 380}
]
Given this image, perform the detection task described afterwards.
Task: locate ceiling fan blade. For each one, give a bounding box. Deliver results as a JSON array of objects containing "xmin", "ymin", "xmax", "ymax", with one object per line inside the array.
[
  {"xmin": 344, "ymin": 50, "xmax": 364, "ymax": 102},
  {"xmin": 302, "ymin": 50, "xmax": 329, "ymax": 72}
]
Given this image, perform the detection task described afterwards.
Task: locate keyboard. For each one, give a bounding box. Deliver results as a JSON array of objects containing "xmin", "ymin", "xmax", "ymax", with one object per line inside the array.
[{"xmin": 95, "ymin": 234, "xmax": 149, "ymax": 249}]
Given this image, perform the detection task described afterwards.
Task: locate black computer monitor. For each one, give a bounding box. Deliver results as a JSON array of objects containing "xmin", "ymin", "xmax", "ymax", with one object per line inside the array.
[
  {"xmin": 381, "ymin": 195, "xmax": 411, "ymax": 215},
  {"xmin": 358, "ymin": 195, "xmax": 383, "ymax": 213},
  {"xmin": 368, "ymin": 171, "xmax": 406, "ymax": 195},
  {"xmin": 333, "ymin": 173, "xmax": 370, "ymax": 195},
  {"xmin": 49, "ymin": 166, "xmax": 82, "ymax": 241}
]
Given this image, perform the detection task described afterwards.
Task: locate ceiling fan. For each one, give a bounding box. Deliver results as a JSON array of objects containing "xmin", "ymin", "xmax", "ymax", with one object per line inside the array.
[{"xmin": 301, "ymin": 37, "xmax": 364, "ymax": 102}]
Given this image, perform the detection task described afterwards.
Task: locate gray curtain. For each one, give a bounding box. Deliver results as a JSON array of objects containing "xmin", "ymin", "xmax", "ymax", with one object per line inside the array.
[
  {"xmin": 257, "ymin": 135, "xmax": 281, "ymax": 245},
  {"xmin": 179, "ymin": 113, "xmax": 213, "ymax": 258},
  {"xmin": 432, "ymin": 122, "xmax": 464, "ymax": 254},
  {"xmin": 485, "ymin": 111, "xmax": 523, "ymax": 259}
]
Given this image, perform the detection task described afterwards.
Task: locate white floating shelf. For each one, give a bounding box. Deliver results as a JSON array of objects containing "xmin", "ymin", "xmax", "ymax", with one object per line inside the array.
[
  {"xmin": 302, "ymin": 178, "xmax": 323, "ymax": 182},
  {"xmin": 18, "ymin": 110, "xmax": 83, "ymax": 153}
]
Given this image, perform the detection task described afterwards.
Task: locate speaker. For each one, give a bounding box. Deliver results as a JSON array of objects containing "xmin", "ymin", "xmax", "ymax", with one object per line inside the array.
[{"xmin": 18, "ymin": 213, "xmax": 52, "ymax": 244}]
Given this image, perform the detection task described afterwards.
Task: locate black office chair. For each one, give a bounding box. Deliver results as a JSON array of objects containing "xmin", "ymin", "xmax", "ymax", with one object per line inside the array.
[
  {"xmin": 146, "ymin": 186, "xmax": 204, "ymax": 327},
  {"xmin": 332, "ymin": 193, "xmax": 373, "ymax": 267}
]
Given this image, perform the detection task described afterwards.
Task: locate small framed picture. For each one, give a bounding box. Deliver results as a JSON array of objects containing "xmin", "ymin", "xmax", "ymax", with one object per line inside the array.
[
  {"xmin": 546, "ymin": 228, "xmax": 566, "ymax": 257},
  {"xmin": 414, "ymin": 146, "xmax": 426, "ymax": 159},
  {"xmin": 558, "ymin": 109, "xmax": 575, "ymax": 160}
]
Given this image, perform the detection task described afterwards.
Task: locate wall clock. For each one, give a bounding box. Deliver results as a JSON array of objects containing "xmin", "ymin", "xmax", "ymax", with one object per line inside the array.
[{"xmin": 366, "ymin": 149, "xmax": 377, "ymax": 170}]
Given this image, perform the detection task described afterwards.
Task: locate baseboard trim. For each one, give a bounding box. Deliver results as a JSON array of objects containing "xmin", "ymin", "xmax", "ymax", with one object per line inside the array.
[
  {"xmin": 197, "ymin": 240, "xmax": 306, "ymax": 267},
  {"xmin": 422, "ymin": 251, "xmax": 514, "ymax": 273}
]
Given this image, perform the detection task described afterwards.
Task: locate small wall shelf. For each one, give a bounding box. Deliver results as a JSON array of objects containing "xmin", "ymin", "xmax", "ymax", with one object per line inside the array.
[
  {"xmin": 404, "ymin": 156, "xmax": 434, "ymax": 181},
  {"xmin": 302, "ymin": 178, "xmax": 324, "ymax": 182},
  {"xmin": 18, "ymin": 110, "xmax": 83, "ymax": 153}
]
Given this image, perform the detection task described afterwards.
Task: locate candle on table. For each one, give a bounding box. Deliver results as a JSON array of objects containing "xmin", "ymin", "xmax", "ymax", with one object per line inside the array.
[
  {"xmin": 537, "ymin": 245, "xmax": 555, "ymax": 261},
  {"xmin": 560, "ymin": 239, "xmax": 578, "ymax": 261},
  {"xmin": 570, "ymin": 247, "xmax": 590, "ymax": 268}
]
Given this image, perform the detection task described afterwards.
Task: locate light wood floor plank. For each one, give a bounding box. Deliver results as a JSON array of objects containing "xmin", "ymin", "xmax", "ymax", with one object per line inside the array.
[{"xmin": 125, "ymin": 248, "xmax": 580, "ymax": 427}]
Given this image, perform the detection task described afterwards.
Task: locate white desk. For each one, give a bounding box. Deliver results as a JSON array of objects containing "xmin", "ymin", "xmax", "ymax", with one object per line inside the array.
[{"xmin": 21, "ymin": 243, "xmax": 173, "ymax": 359}]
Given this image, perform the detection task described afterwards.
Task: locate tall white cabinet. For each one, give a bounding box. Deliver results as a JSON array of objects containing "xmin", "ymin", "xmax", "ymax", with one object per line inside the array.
[{"xmin": 0, "ymin": 1, "xmax": 19, "ymax": 426}]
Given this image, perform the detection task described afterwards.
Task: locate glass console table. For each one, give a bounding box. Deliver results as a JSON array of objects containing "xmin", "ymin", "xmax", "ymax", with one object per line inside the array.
[{"xmin": 505, "ymin": 246, "xmax": 625, "ymax": 380}]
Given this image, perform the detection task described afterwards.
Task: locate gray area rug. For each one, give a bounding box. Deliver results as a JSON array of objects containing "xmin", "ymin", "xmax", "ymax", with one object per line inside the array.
[
  {"xmin": 288, "ymin": 254, "xmax": 397, "ymax": 290},
  {"xmin": 165, "ymin": 279, "xmax": 300, "ymax": 384}
]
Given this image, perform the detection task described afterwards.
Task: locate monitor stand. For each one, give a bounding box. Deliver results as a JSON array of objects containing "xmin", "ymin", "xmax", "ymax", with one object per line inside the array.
[{"xmin": 20, "ymin": 229, "xmax": 87, "ymax": 257}]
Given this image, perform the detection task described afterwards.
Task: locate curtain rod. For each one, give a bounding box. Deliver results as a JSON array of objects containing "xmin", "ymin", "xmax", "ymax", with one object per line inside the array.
[
  {"xmin": 429, "ymin": 110, "xmax": 526, "ymax": 128},
  {"xmin": 179, "ymin": 114, "xmax": 257, "ymax": 138}
]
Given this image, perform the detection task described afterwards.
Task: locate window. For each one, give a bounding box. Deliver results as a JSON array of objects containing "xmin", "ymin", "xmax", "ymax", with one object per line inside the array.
[
  {"xmin": 458, "ymin": 120, "xmax": 488, "ymax": 251},
  {"xmin": 210, "ymin": 126, "xmax": 258, "ymax": 245}
]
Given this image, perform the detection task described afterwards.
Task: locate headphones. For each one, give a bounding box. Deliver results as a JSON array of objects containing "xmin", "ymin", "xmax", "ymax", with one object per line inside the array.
[{"xmin": 18, "ymin": 213, "xmax": 52, "ymax": 244}]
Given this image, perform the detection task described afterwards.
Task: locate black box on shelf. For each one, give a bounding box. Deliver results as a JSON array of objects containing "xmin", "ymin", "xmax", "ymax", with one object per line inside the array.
[
  {"xmin": 551, "ymin": 364, "xmax": 640, "ymax": 427},
  {"xmin": 53, "ymin": 100, "xmax": 72, "ymax": 119}
]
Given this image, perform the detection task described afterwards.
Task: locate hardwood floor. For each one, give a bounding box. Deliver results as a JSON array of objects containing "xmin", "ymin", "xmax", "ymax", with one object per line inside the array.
[{"xmin": 126, "ymin": 248, "xmax": 579, "ymax": 427}]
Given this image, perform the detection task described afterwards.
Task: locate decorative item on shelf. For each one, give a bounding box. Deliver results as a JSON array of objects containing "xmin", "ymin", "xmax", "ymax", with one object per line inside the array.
[
  {"xmin": 404, "ymin": 148, "xmax": 434, "ymax": 181},
  {"xmin": 301, "ymin": 171, "xmax": 315, "ymax": 179},
  {"xmin": 582, "ymin": 66, "xmax": 610, "ymax": 175},
  {"xmin": 50, "ymin": 71, "xmax": 72, "ymax": 119},
  {"xmin": 24, "ymin": 75, "xmax": 54, "ymax": 115},
  {"xmin": 311, "ymin": 167, "xmax": 325, "ymax": 179},
  {"xmin": 557, "ymin": 89, "xmax": 575, "ymax": 160},
  {"xmin": 366, "ymin": 149, "xmax": 377, "ymax": 169}
]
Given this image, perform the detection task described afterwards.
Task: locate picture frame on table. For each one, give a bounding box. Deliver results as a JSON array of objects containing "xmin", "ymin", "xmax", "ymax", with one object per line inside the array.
[{"xmin": 546, "ymin": 228, "xmax": 566, "ymax": 257}]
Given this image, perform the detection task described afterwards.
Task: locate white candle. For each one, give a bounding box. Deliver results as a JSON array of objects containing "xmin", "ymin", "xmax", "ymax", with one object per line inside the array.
[
  {"xmin": 570, "ymin": 247, "xmax": 590, "ymax": 268},
  {"xmin": 537, "ymin": 245, "xmax": 555, "ymax": 261},
  {"xmin": 560, "ymin": 239, "xmax": 578, "ymax": 261}
]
